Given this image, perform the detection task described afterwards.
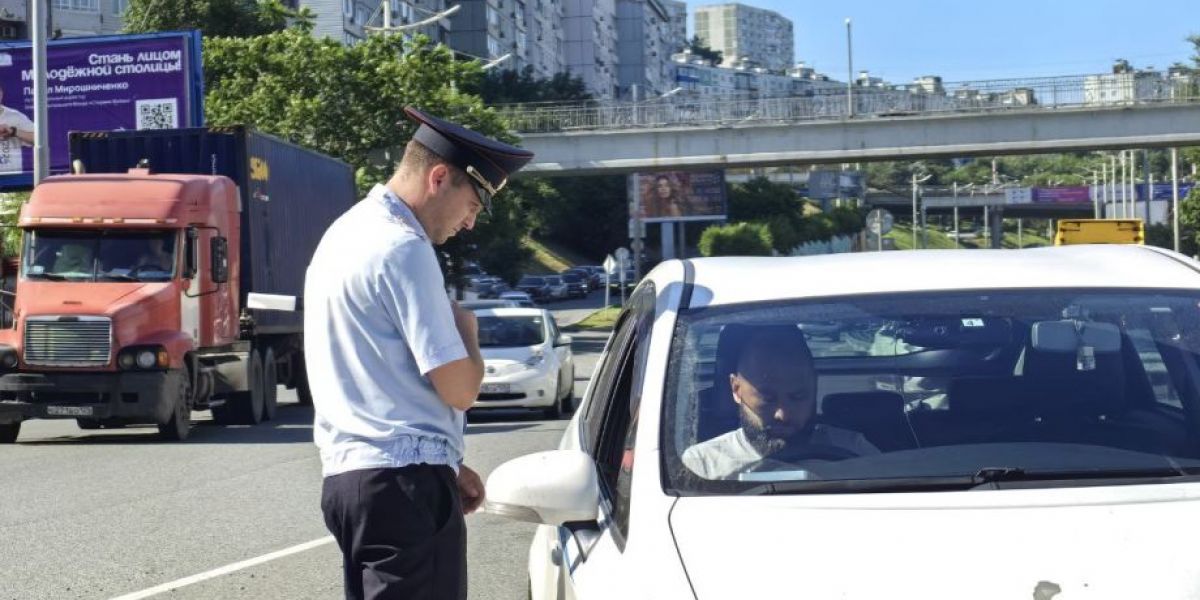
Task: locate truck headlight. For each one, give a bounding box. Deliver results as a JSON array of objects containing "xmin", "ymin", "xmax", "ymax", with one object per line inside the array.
[
  {"xmin": 118, "ymin": 346, "xmax": 169, "ymax": 370},
  {"xmin": 0, "ymin": 346, "xmax": 17, "ymax": 368}
]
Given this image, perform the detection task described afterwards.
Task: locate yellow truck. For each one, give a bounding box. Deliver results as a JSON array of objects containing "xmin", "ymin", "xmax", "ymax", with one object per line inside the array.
[{"xmin": 1054, "ymin": 219, "xmax": 1144, "ymax": 246}]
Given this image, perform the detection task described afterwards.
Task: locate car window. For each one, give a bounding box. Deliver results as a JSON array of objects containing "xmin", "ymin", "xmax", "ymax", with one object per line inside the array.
[
  {"xmin": 478, "ymin": 315, "xmax": 546, "ymax": 347},
  {"xmin": 591, "ymin": 285, "xmax": 654, "ymax": 544},
  {"xmin": 661, "ymin": 289, "xmax": 1200, "ymax": 495}
]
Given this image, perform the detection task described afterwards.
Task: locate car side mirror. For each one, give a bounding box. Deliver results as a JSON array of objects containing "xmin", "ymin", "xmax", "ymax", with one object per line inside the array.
[
  {"xmin": 485, "ymin": 450, "xmax": 599, "ymax": 526},
  {"xmin": 554, "ymin": 334, "xmax": 573, "ymax": 347},
  {"xmin": 211, "ymin": 236, "xmax": 229, "ymax": 284}
]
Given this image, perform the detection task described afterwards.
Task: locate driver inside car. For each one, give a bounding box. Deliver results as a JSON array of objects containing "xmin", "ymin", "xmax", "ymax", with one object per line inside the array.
[
  {"xmin": 683, "ymin": 327, "xmax": 879, "ymax": 479},
  {"xmin": 131, "ymin": 238, "xmax": 172, "ymax": 273}
]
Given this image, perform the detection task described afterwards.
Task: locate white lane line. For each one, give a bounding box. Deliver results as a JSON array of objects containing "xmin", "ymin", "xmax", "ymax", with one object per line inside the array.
[{"xmin": 108, "ymin": 536, "xmax": 336, "ymax": 600}]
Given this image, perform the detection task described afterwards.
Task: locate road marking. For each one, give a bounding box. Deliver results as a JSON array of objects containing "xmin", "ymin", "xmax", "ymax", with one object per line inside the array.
[{"xmin": 108, "ymin": 536, "xmax": 335, "ymax": 600}]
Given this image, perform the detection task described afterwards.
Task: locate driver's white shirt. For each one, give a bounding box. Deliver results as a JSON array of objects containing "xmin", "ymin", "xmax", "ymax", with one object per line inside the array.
[{"xmin": 683, "ymin": 426, "xmax": 880, "ymax": 480}]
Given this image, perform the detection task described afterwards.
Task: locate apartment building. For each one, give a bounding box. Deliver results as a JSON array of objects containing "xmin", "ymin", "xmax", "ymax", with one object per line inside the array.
[
  {"xmin": 694, "ymin": 3, "xmax": 792, "ymax": 73},
  {"xmin": 0, "ymin": 0, "xmax": 127, "ymax": 40},
  {"xmin": 563, "ymin": 0, "xmax": 619, "ymax": 99},
  {"xmin": 448, "ymin": 0, "xmax": 563, "ymax": 79},
  {"xmin": 296, "ymin": 0, "xmax": 451, "ymax": 46}
]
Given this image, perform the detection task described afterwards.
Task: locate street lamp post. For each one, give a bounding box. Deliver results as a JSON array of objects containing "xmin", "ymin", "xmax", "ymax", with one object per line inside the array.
[
  {"xmin": 845, "ymin": 18, "xmax": 854, "ymax": 118},
  {"xmin": 31, "ymin": 0, "xmax": 49, "ymax": 185},
  {"xmin": 911, "ymin": 170, "xmax": 931, "ymax": 249}
]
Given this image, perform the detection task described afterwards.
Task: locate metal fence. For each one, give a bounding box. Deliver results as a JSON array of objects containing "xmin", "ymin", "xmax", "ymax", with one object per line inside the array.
[{"xmin": 499, "ymin": 73, "xmax": 1200, "ymax": 134}]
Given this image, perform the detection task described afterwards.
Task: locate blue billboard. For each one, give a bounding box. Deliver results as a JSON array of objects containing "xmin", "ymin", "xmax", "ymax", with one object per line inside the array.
[{"xmin": 0, "ymin": 30, "xmax": 204, "ymax": 189}]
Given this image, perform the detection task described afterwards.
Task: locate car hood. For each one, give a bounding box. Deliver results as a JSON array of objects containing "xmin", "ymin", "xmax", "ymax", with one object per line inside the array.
[
  {"xmin": 481, "ymin": 346, "xmax": 543, "ymax": 375},
  {"xmin": 670, "ymin": 484, "xmax": 1200, "ymax": 599}
]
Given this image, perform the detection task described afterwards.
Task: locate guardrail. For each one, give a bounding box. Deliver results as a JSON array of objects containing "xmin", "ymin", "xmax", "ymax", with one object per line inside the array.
[{"xmin": 499, "ymin": 72, "xmax": 1200, "ymax": 133}]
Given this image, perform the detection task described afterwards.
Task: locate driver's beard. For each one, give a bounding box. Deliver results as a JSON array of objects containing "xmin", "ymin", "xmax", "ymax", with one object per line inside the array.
[{"xmin": 739, "ymin": 407, "xmax": 814, "ymax": 458}]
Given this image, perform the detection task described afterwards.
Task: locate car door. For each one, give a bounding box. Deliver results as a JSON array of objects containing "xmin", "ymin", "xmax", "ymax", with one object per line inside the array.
[
  {"xmin": 547, "ymin": 315, "xmax": 572, "ymax": 392},
  {"xmin": 553, "ymin": 284, "xmax": 655, "ymax": 599}
]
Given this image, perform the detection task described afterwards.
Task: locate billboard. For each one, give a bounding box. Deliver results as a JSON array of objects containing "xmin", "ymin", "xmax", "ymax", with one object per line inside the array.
[
  {"xmin": 0, "ymin": 31, "xmax": 204, "ymax": 189},
  {"xmin": 1135, "ymin": 182, "xmax": 1195, "ymax": 201},
  {"xmin": 637, "ymin": 171, "xmax": 727, "ymax": 222},
  {"xmin": 1031, "ymin": 186, "xmax": 1091, "ymax": 203},
  {"xmin": 807, "ymin": 170, "xmax": 864, "ymax": 200}
]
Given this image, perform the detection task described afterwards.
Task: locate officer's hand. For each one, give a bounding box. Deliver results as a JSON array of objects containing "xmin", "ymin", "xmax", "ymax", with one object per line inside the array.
[
  {"xmin": 457, "ymin": 464, "xmax": 486, "ymax": 514},
  {"xmin": 451, "ymin": 302, "xmax": 478, "ymax": 339}
]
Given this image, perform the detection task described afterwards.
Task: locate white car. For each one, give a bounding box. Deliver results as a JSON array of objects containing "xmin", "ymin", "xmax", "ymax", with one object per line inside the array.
[
  {"xmin": 498, "ymin": 290, "xmax": 536, "ymax": 308},
  {"xmin": 475, "ymin": 307, "xmax": 575, "ymax": 418},
  {"xmin": 487, "ymin": 246, "xmax": 1200, "ymax": 599}
]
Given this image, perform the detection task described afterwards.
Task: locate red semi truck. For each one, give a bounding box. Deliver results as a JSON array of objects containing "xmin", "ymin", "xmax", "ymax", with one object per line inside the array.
[{"xmin": 0, "ymin": 127, "xmax": 355, "ymax": 442}]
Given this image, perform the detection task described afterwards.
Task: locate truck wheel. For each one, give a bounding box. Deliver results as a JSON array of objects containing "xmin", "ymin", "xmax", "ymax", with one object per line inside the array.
[
  {"xmin": 0, "ymin": 421, "xmax": 19, "ymax": 443},
  {"xmin": 262, "ymin": 349, "xmax": 278, "ymax": 422},
  {"xmin": 157, "ymin": 374, "xmax": 192, "ymax": 441},
  {"xmin": 219, "ymin": 351, "xmax": 264, "ymax": 426}
]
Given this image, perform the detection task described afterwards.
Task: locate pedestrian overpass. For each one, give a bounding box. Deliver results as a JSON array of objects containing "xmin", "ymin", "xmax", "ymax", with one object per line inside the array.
[{"xmin": 504, "ymin": 73, "xmax": 1200, "ymax": 176}]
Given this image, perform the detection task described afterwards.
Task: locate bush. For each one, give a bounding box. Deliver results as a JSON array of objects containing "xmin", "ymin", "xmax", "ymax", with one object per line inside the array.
[{"xmin": 698, "ymin": 222, "xmax": 773, "ymax": 257}]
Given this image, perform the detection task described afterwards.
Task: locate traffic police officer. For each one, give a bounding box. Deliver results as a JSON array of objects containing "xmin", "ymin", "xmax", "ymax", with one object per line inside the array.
[{"xmin": 304, "ymin": 106, "xmax": 533, "ymax": 600}]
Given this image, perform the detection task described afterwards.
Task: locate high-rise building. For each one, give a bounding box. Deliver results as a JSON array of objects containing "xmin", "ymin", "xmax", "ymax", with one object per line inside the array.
[
  {"xmin": 662, "ymin": 0, "xmax": 686, "ymax": 54},
  {"xmin": 694, "ymin": 3, "xmax": 793, "ymax": 73},
  {"xmin": 563, "ymin": 0, "xmax": 619, "ymax": 99},
  {"xmin": 448, "ymin": 0, "xmax": 564, "ymax": 80},
  {"xmin": 615, "ymin": 0, "xmax": 675, "ymax": 100},
  {"xmin": 297, "ymin": 0, "xmax": 451, "ymax": 46},
  {"xmin": 0, "ymin": 0, "xmax": 127, "ymax": 40}
]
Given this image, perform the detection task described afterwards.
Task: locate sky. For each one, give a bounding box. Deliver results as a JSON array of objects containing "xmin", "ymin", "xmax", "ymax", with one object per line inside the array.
[{"xmin": 685, "ymin": 0, "xmax": 1199, "ymax": 84}]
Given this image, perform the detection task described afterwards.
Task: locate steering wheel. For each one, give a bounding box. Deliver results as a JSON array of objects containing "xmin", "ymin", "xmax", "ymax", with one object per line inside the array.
[
  {"xmin": 769, "ymin": 442, "xmax": 861, "ymax": 462},
  {"xmin": 129, "ymin": 263, "xmax": 169, "ymax": 277}
]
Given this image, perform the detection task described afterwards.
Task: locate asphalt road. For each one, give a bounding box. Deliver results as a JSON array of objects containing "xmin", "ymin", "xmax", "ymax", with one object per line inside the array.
[{"xmin": 0, "ymin": 302, "xmax": 609, "ymax": 600}]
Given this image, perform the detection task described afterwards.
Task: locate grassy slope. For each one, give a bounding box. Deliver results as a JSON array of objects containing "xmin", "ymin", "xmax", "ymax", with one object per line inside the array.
[{"xmin": 520, "ymin": 236, "xmax": 596, "ymax": 274}]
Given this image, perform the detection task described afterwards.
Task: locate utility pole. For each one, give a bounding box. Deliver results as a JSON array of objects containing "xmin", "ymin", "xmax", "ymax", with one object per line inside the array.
[
  {"xmin": 31, "ymin": 0, "xmax": 49, "ymax": 185},
  {"xmin": 845, "ymin": 18, "xmax": 853, "ymax": 118},
  {"xmin": 1172, "ymin": 147, "xmax": 1180, "ymax": 252}
]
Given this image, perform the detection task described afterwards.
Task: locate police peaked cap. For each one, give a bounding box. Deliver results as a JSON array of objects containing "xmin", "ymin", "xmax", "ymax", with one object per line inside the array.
[{"xmin": 402, "ymin": 106, "xmax": 534, "ymax": 198}]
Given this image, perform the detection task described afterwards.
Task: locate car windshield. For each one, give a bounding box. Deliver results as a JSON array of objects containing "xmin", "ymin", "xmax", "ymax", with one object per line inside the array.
[
  {"xmin": 478, "ymin": 315, "xmax": 545, "ymax": 347},
  {"xmin": 519, "ymin": 276, "xmax": 545, "ymax": 286},
  {"xmin": 22, "ymin": 229, "xmax": 178, "ymax": 282},
  {"xmin": 663, "ymin": 289, "xmax": 1200, "ymax": 494},
  {"xmin": 562, "ymin": 273, "xmax": 581, "ymax": 282}
]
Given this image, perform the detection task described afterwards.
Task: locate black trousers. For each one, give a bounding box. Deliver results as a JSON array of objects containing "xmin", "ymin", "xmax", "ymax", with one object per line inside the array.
[{"xmin": 321, "ymin": 464, "xmax": 467, "ymax": 600}]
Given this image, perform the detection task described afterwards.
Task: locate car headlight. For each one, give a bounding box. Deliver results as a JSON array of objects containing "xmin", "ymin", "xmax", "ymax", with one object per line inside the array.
[{"xmin": 524, "ymin": 353, "xmax": 545, "ymax": 368}]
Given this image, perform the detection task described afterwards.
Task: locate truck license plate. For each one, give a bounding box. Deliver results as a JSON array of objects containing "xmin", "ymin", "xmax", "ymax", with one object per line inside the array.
[
  {"xmin": 47, "ymin": 406, "xmax": 93, "ymax": 416},
  {"xmin": 480, "ymin": 383, "xmax": 510, "ymax": 394}
]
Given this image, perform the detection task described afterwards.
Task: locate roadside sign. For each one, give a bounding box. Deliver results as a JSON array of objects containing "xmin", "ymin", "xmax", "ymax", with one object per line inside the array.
[
  {"xmin": 603, "ymin": 254, "xmax": 617, "ymax": 274},
  {"xmin": 866, "ymin": 208, "xmax": 893, "ymax": 236},
  {"xmin": 614, "ymin": 247, "xmax": 630, "ymax": 264}
]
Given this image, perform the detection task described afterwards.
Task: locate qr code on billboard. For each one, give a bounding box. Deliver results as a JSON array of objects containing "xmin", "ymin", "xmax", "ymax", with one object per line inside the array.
[{"xmin": 135, "ymin": 98, "xmax": 178, "ymax": 130}]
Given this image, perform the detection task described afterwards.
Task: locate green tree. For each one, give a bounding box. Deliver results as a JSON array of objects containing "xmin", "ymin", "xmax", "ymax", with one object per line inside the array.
[
  {"xmin": 475, "ymin": 66, "xmax": 591, "ymax": 105},
  {"xmin": 687, "ymin": 36, "xmax": 723, "ymax": 64},
  {"xmin": 123, "ymin": 0, "xmax": 312, "ymax": 37},
  {"xmin": 203, "ymin": 31, "xmax": 527, "ymax": 280},
  {"xmin": 698, "ymin": 222, "xmax": 773, "ymax": 257}
]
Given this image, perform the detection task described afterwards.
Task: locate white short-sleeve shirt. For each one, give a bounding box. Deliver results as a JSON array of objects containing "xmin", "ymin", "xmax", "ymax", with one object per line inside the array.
[{"xmin": 304, "ymin": 185, "xmax": 468, "ymax": 477}]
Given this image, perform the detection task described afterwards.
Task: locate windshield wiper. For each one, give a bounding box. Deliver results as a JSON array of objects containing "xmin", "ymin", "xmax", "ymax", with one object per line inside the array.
[
  {"xmin": 97, "ymin": 273, "xmax": 138, "ymax": 282},
  {"xmin": 738, "ymin": 466, "xmax": 1200, "ymax": 496},
  {"xmin": 25, "ymin": 272, "xmax": 67, "ymax": 281}
]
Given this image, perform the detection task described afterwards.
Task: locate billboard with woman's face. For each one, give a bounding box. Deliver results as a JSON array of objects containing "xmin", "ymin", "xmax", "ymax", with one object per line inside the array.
[{"xmin": 637, "ymin": 171, "xmax": 727, "ymax": 222}]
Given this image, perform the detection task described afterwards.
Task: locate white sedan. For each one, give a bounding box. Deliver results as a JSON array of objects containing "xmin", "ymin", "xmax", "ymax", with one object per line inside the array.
[
  {"xmin": 487, "ymin": 245, "xmax": 1200, "ymax": 599},
  {"xmin": 474, "ymin": 307, "xmax": 575, "ymax": 418}
]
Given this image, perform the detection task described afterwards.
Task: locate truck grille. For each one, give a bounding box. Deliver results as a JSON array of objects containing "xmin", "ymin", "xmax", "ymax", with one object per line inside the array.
[{"xmin": 24, "ymin": 317, "xmax": 112, "ymax": 367}]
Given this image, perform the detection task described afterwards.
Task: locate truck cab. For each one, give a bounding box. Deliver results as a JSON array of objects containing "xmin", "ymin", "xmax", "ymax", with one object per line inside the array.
[{"xmin": 0, "ymin": 171, "xmax": 239, "ymax": 441}]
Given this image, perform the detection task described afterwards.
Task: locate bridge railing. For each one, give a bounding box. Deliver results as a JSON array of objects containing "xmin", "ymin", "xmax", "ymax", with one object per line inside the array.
[{"xmin": 499, "ymin": 73, "xmax": 1200, "ymax": 133}]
